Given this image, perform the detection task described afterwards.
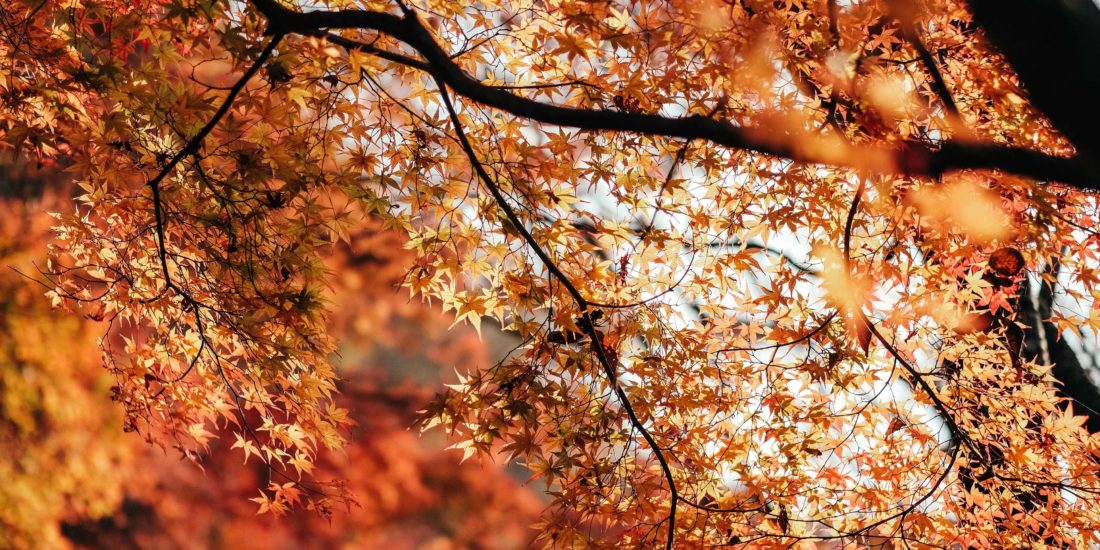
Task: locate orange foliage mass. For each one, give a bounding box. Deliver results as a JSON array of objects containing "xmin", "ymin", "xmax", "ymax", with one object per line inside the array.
[
  {"xmin": 8, "ymin": 0, "xmax": 1100, "ymax": 547},
  {"xmin": 0, "ymin": 169, "xmax": 538, "ymax": 549}
]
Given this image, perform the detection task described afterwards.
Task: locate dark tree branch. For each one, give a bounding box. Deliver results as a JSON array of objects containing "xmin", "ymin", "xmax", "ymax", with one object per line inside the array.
[
  {"xmin": 147, "ymin": 34, "xmax": 283, "ymax": 193},
  {"xmin": 888, "ymin": 6, "xmax": 960, "ymax": 117},
  {"xmin": 148, "ymin": 33, "xmax": 282, "ymax": 301},
  {"xmin": 431, "ymin": 71, "xmax": 679, "ymax": 550},
  {"xmin": 248, "ymin": 0, "xmax": 1100, "ymax": 191}
]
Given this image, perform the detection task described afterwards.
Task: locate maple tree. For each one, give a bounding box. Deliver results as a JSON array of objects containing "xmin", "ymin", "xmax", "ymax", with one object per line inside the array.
[{"xmin": 7, "ymin": 0, "xmax": 1100, "ymax": 547}]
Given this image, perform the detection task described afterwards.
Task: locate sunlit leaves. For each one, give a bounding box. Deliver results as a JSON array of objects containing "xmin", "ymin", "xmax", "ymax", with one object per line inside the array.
[
  {"xmin": 6, "ymin": 0, "xmax": 1100, "ymax": 547},
  {"xmin": 908, "ymin": 176, "xmax": 1013, "ymax": 244}
]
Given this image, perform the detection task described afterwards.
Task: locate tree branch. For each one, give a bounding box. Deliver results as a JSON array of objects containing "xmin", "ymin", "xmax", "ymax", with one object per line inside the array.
[
  {"xmin": 248, "ymin": 0, "xmax": 1099, "ymax": 191},
  {"xmin": 430, "ymin": 70, "xmax": 679, "ymax": 550},
  {"xmin": 148, "ymin": 33, "xmax": 282, "ymax": 300}
]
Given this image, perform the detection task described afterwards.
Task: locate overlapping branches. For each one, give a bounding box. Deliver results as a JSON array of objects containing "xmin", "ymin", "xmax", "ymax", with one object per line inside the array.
[
  {"xmin": 17, "ymin": 0, "xmax": 1100, "ymax": 545},
  {"xmin": 236, "ymin": 0, "xmax": 1100, "ymax": 545},
  {"xmin": 247, "ymin": 0, "xmax": 1099, "ymax": 192}
]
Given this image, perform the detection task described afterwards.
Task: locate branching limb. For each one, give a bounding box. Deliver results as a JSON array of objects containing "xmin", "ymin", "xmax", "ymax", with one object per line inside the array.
[
  {"xmin": 248, "ymin": 0, "xmax": 1098, "ymax": 191},
  {"xmin": 431, "ymin": 70, "xmax": 680, "ymax": 550}
]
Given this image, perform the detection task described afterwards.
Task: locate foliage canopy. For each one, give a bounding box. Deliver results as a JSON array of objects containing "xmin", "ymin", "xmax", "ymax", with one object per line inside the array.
[{"xmin": 6, "ymin": 0, "xmax": 1100, "ymax": 546}]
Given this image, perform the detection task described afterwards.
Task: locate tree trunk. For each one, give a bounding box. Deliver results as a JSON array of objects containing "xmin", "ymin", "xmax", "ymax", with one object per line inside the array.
[{"xmin": 1017, "ymin": 272, "xmax": 1100, "ymax": 433}]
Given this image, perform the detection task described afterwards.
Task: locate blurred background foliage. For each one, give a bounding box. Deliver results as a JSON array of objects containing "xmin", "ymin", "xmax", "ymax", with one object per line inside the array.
[{"xmin": 0, "ymin": 153, "xmax": 540, "ymax": 549}]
